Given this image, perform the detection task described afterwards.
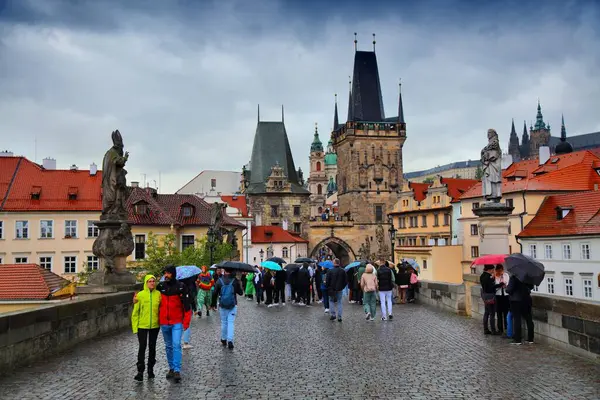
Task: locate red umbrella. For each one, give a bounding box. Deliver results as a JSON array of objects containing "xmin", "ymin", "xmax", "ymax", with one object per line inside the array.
[{"xmin": 471, "ymin": 254, "xmax": 507, "ymax": 266}]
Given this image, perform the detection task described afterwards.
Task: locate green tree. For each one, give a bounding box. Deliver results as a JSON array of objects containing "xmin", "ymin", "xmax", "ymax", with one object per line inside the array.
[
  {"xmin": 475, "ymin": 165, "xmax": 483, "ymax": 180},
  {"xmin": 423, "ymin": 177, "xmax": 434, "ymax": 184}
]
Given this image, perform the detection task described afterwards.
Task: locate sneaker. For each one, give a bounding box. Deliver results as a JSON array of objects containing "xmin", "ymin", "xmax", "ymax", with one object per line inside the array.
[
  {"xmin": 511, "ymin": 341, "xmax": 522, "ymax": 346},
  {"xmin": 220, "ymin": 339, "xmax": 227, "ymax": 347},
  {"xmin": 197, "ymin": 311, "xmax": 202, "ymax": 318},
  {"xmin": 324, "ymin": 308, "xmax": 329, "ymax": 313},
  {"xmin": 388, "ymin": 315, "xmax": 393, "ymax": 320},
  {"xmin": 267, "ymin": 304, "xmax": 274, "ymax": 308},
  {"xmin": 337, "ymin": 317, "xmax": 342, "ymax": 322},
  {"xmin": 182, "ymin": 343, "xmax": 193, "ymax": 349},
  {"xmin": 166, "ymin": 369, "xmax": 175, "ymax": 380},
  {"xmin": 526, "ymin": 341, "xmax": 534, "ymax": 345},
  {"xmin": 173, "ymin": 372, "xmax": 181, "ymax": 383},
  {"xmin": 228, "ymin": 341, "xmax": 234, "ymax": 350},
  {"xmin": 369, "ymin": 317, "xmax": 375, "ymax": 321},
  {"xmin": 277, "ymin": 302, "xmax": 281, "ymax": 306},
  {"xmin": 365, "ymin": 312, "xmax": 371, "ymax": 321},
  {"xmin": 298, "ymin": 302, "xmax": 305, "ymax": 306},
  {"xmin": 317, "ymin": 300, "xmax": 323, "ymax": 304},
  {"xmin": 382, "ymin": 317, "xmax": 387, "ymax": 321},
  {"xmin": 330, "ymin": 315, "xmax": 336, "ymax": 321},
  {"xmin": 134, "ymin": 372, "xmax": 143, "ymax": 382}
]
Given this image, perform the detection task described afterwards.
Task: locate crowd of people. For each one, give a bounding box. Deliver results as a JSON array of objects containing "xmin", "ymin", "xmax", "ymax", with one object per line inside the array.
[{"xmin": 130, "ymin": 259, "xmax": 420, "ymax": 384}]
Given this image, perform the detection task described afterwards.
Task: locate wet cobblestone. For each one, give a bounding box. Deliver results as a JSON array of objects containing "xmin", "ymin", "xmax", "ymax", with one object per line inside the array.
[{"xmin": 0, "ymin": 300, "xmax": 599, "ymax": 399}]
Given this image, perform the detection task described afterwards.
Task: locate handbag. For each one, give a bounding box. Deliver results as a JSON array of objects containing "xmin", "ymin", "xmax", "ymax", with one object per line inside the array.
[{"xmin": 480, "ymin": 288, "xmax": 496, "ymax": 305}]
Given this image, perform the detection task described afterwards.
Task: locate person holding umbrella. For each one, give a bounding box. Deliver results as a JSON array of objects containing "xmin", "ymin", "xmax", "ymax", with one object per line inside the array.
[
  {"xmin": 480, "ymin": 264, "xmax": 503, "ymax": 335},
  {"xmin": 212, "ymin": 268, "xmax": 244, "ymax": 350}
]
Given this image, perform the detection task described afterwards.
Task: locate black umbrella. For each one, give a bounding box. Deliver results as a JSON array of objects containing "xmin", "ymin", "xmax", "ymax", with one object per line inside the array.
[
  {"xmin": 267, "ymin": 257, "xmax": 287, "ymax": 265},
  {"xmin": 284, "ymin": 263, "xmax": 301, "ymax": 273},
  {"xmin": 505, "ymin": 253, "xmax": 545, "ymax": 286},
  {"xmin": 295, "ymin": 257, "xmax": 315, "ymax": 263},
  {"xmin": 215, "ymin": 261, "xmax": 256, "ymax": 273}
]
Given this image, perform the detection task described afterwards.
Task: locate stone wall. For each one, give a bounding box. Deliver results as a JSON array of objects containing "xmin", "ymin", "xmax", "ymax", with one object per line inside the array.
[
  {"xmin": 416, "ymin": 280, "xmax": 467, "ymax": 316},
  {"xmin": 0, "ymin": 292, "xmax": 134, "ymax": 373},
  {"xmin": 469, "ymin": 283, "xmax": 600, "ymax": 362}
]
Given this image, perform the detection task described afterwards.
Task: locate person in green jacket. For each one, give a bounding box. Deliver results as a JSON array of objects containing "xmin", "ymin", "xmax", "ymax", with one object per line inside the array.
[{"xmin": 131, "ymin": 274, "xmax": 161, "ymax": 382}]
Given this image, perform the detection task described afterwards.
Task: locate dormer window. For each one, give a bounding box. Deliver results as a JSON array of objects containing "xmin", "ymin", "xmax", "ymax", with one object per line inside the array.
[
  {"xmin": 556, "ymin": 206, "xmax": 572, "ymax": 220},
  {"xmin": 68, "ymin": 187, "xmax": 78, "ymax": 200},
  {"xmin": 182, "ymin": 205, "xmax": 194, "ymax": 217},
  {"xmin": 30, "ymin": 186, "xmax": 42, "ymax": 200},
  {"xmin": 134, "ymin": 201, "xmax": 148, "ymax": 215}
]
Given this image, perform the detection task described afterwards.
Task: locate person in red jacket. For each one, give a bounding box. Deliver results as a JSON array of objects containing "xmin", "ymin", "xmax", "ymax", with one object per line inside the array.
[{"xmin": 156, "ymin": 265, "xmax": 191, "ymax": 383}]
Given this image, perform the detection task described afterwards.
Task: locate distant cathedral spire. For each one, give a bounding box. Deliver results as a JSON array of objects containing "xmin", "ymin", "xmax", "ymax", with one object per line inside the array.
[
  {"xmin": 555, "ymin": 114, "xmax": 573, "ymax": 155},
  {"xmin": 508, "ymin": 119, "xmax": 520, "ymax": 160},
  {"xmin": 347, "ymin": 76, "xmax": 353, "ymax": 121},
  {"xmin": 520, "ymin": 120, "xmax": 530, "ymax": 158},
  {"xmin": 534, "ymin": 100, "xmax": 547, "ymax": 130},
  {"xmin": 397, "ymin": 79, "xmax": 405, "ymax": 124},
  {"xmin": 333, "ymin": 93, "xmax": 339, "ymax": 131}
]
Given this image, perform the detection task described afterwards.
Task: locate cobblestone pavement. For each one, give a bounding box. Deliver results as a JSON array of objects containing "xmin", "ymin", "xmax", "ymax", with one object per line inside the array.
[{"xmin": 1, "ymin": 299, "xmax": 599, "ymax": 400}]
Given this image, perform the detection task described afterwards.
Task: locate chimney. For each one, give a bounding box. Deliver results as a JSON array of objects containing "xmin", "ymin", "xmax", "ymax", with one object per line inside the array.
[
  {"xmin": 131, "ymin": 181, "xmax": 139, "ymax": 188},
  {"xmin": 70, "ymin": 164, "xmax": 78, "ymax": 171},
  {"xmin": 42, "ymin": 158, "xmax": 56, "ymax": 170},
  {"xmin": 539, "ymin": 146, "xmax": 550, "ymax": 165},
  {"xmin": 89, "ymin": 163, "xmax": 97, "ymax": 176},
  {"xmin": 0, "ymin": 150, "xmax": 14, "ymax": 157}
]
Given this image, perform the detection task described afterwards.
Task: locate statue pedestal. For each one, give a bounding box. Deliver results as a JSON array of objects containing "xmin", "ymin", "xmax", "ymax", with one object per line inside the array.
[
  {"xmin": 90, "ymin": 219, "xmax": 136, "ymax": 288},
  {"xmin": 473, "ymin": 202, "xmax": 514, "ymax": 272}
]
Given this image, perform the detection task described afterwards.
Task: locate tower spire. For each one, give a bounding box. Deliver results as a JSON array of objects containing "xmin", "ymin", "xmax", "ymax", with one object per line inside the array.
[
  {"xmin": 347, "ymin": 76, "xmax": 353, "ymax": 121},
  {"xmin": 534, "ymin": 99, "xmax": 546, "ymax": 130},
  {"xmin": 354, "ymin": 32, "xmax": 357, "ymax": 52},
  {"xmin": 310, "ymin": 122, "xmax": 323, "ymax": 152},
  {"xmin": 257, "ymin": 104, "xmax": 260, "ymax": 122},
  {"xmin": 561, "ymin": 114, "xmax": 566, "ymax": 140},
  {"xmin": 281, "ymin": 104, "xmax": 284, "ymax": 123},
  {"xmin": 333, "ymin": 93, "xmax": 339, "ymax": 131},
  {"xmin": 508, "ymin": 118, "xmax": 520, "ymax": 160},
  {"xmin": 555, "ymin": 114, "xmax": 573, "ymax": 154},
  {"xmin": 372, "ymin": 33, "xmax": 376, "ymax": 52},
  {"xmin": 397, "ymin": 79, "xmax": 405, "ymax": 124}
]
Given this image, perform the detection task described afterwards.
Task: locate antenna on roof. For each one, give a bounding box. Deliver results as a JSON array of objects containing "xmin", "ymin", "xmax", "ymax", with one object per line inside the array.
[
  {"xmin": 372, "ymin": 33, "xmax": 376, "ymax": 52},
  {"xmin": 354, "ymin": 32, "xmax": 358, "ymax": 51},
  {"xmin": 257, "ymin": 104, "xmax": 260, "ymax": 122},
  {"xmin": 281, "ymin": 104, "xmax": 284, "ymax": 123}
]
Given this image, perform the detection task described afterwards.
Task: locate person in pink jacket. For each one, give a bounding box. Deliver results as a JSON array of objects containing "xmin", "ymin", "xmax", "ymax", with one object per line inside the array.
[{"xmin": 360, "ymin": 264, "xmax": 378, "ymax": 321}]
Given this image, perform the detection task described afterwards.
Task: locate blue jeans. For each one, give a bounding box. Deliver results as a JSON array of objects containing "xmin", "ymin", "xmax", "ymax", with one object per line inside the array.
[
  {"xmin": 182, "ymin": 318, "xmax": 192, "ymax": 344},
  {"xmin": 161, "ymin": 323, "xmax": 183, "ymax": 372},
  {"xmin": 330, "ymin": 291, "xmax": 343, "ymax": 318},
  {"xmin": 322, "ymin": 289, "xmax": 330, "ymax": 310},
  {"xmin": 219, "ymin": 306, "xmax": 237, "ymax": 343}
]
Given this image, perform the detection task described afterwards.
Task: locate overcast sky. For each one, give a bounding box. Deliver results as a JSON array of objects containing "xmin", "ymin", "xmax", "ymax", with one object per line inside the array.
[{"xmin": 2, "ymin": 0, "xmax": 600, "ymax": 193}]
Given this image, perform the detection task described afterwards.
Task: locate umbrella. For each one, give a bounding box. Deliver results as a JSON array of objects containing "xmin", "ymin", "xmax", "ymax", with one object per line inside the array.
[
  {"xmin": 159, "ymin": 265, "xmax": 201, "ymax": 281},
  {"xmin": 261, "ymin": 260, "xmax": 283, "ymax": 271},
  {"xmin": 295, "ymin": 257, "xmax": 315, "ymax": 263},
  {"xmin": 267, "ymin": 257, "xmax": 287, "ymax": 265},
  {"xmin": 318, "ymin": 260, "xmax": 334, "ymax": 269},
  {"xmin": 209, "ymin": 264, "xmax": 218, "ymax": 270},
  {"xmin": 504, "ymin": 253, "xmax": 545, "ymax": 286},
  {"xmin": 471, "ymin": 254, "xmax": 507, "ymax": 266},
  {"xmin": 403, "ymin": 259, "xmax": 420, "ymax": 273},
  {"xmin": 344, "ymin": 260, "xmax": 367, "ymax": 271},
  {"xmin": 284, "ymin": 263, "xmax": 300, "ymax": 273},
  {"xmin": 215, "ymin": 260, "xmax": 256, "ymax": 273}
]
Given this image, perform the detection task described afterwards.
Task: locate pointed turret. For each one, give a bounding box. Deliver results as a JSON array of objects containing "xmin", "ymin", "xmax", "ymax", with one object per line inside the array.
[
  {"xmin": 555, "ymin": 114, "xmax": 573, "ymax": 155},
  {"xmin": 311, "ymin": 123, "xmax": 323, "ymax": 152},
  {"xmin": 333, "ymin": 94, "xmax": 339, "ymax": 131},
  {"xmin": 534, "ymin": 100, "xmax": 547, "ymax": 130},
  {"xmin": 520, "ymin": 120, "xmax": 530, "ymax": 159},
  {"xmin": 347, "ymin": 77, "xmax": 353, "ymax": 122},
  {"xmin": 508, "ymin": 119, "xmax": 520, "ymax": 160},
  {"xmin": 347, "ymin": 50, "xmax": 385, "ymax": 121},
  {"xmin": 397, "ymin": 80, "xmax": 405, "ymax": 124}
]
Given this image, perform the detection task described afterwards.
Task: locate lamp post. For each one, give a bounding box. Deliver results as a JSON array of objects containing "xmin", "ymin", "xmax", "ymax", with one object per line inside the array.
[
  {"xmin": 388, "ymin": 215, "xmax": 397, "ymax": 264},
  {"xmin": 259, "ymin": 248, "xmax": 264, "ymax": 263}
]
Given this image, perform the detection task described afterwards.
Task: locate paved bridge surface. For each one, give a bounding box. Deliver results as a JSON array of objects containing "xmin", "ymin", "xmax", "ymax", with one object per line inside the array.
[{"xmin": 1, "ymin": 300, "xmax": 599, "ymax": 399}]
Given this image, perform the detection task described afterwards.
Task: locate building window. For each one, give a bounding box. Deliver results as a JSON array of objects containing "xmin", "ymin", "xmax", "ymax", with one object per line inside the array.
[
  {"xmin": 316, "ymin": 162, "xmax": 321, "ymax": 172},
  {"xmin": 64, "ymin": 256, "xmax": 77, "ymax": 273},
  {"xmin": 470, "ymin": 224, "xmax": 478, "ymax": 236},
  {"xmin": 135, "ymin": 235, "xmax": 146, "ymax": 260},
  {"xmin": 39, "ymin": 256, "xmax": 52, "ymax": 270},
  {"xmin": 562, "ymin": 244, "xmax": 571, "ymax": 260},
  {"xmin": 65, "ymin": 220, "xmax": 77, "ymax": 238},
  {"xmin": 443, "ymin": 213, "xmax": 450, "ymax": 226},
  {"xmin": 293, "ymin": 206, "xmax": 301, "ymax": 217},
  {"xmin": 181, "ymin": 235, "xmax": 195, "ymax": 251},
  {"xmin": 399, "ymin": 237, "xmax": 405, "ymax": 246},
  {"xmin": 16, "ymin": 220, "xmax": 29, "ymax": 239},
  {"xmin": 544, "ymin": 244, "xmax": 553, "ymax": 259},
  {"xmin": 581, "ymin": 244, "xmax": 591, "ymax": 260},
  {"xmin": 134, "ymin": 203, "xmax": 148, "ymax": 215},
  {"xmin": 282, "ymin": 247, "xmax": 289, "ymax": 258},
  {"xmin": 421, "ymin": 216, "xmax": 427, "ymax": 227},
  {"xmin": 0, "ymin": 221, "xmax": 3, "ymax": 239},
  {"xmin": 87, "ymin": 255, "xmax": 99, "ymax": 271},
  {"xmin": 508, "ymin": 223, "xmax": 511, "ymax": 234},
  {"xmin": 271, "ymin": 205, "xmax": 279, "ymax": 218},
  {"xmin": 420, "ymin": 237, "xmax": 426, "ymax": 246},
  {"xmin": 181, "ymin": 206, "xmax": 193, "ymax": 217},
  {"xmin": 583, "ymin": 278, "xmax": 593, "ymax": 299},
  {"xmin": 473, "ymin": 202, "xmax": 480, "ymax": 210},
  {"xmin": 433, "ymin": 214, "xmax": 439, "ymax": 226},
  {"xmin": 506, "ymin": 199, "xmax": 514, "ymax": 208},
  {"xmin": 87, "ymin": 221, "xmax": 99, "ymax": 238},
  {"xmin": 529, "ymin": 244, "xmax": 537, "ymax": 259},
  {"xmin": 293, "ymin": 222, "xmax": 301, "ymax": 233},
  {"xmin": 15, "ymin": 257, "xmax": 28, "ymax": 264},
  {"xmin": 564, "ymin": 277, "xmax": 573, "ymax": 296},
  {"xmin": 532, "ymin": 285, "xmax": 539, "ymax": 292},
  {"xmin": 399, "ymin": 217, "xmax": 406, "ymax": 229},
  {"xmin": 408, "ymin": 237, "xmax": 417, "ymax": 246},
  {"xmin": 211, "ymin": 178, "xmax": 217, "ymax": 188},
  {"xmin": 375, "ymin": 205, "xmax": 383, "ymax": 222},
  {"xmin": 317, "ymin": 184, "xmax": 322, "ymax": 195},
  {"xmin": 471, "ymin": 246, "xmax": 479, "ymax": 258},
  {"xmin": 423, "ymin": 259, "xmax": 428, "ymax": 269},
  {"xmin": 40, "ymin": 220, "xmax": 54, "ymax": 238},
  {"xmin": 547, "ymin": 277, "xmax": 555, "ymax": 294}
]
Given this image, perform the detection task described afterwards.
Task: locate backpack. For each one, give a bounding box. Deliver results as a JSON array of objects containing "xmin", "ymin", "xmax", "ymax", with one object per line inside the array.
[{"xmin": 219, "ymin": 278, "xmax": 236, "ymax": 309}]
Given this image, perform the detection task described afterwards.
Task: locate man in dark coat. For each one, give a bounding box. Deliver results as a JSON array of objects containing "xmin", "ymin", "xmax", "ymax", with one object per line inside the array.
[
  {"xmin": 506, "ymin": 275, "xmax": 534, "ymax": 345},
  {"xmin": 296, "ymin": 263, "xmax": 311, "ymax": 306},
  {"xmin": 325, "ymin": 258, "xmax": 347, "ymax": 322},
  {"xmin": 480, "ymin": 264, "xmax": 503, "ymax": 335}
]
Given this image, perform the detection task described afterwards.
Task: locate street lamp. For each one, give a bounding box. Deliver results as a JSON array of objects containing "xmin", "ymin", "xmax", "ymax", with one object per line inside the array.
[
  {"xmin": 259, "ymin": 248, "xmax": 264, "ymax": 263},
  {"xmin": 388, "ymin": 215, "xmax": 397, "ymax": 263}
]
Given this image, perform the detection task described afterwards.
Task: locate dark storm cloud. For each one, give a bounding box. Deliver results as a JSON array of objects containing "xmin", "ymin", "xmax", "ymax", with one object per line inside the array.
[{"xmin": 1, "ymin": 0, "xmax": 599, "ymax": 192}]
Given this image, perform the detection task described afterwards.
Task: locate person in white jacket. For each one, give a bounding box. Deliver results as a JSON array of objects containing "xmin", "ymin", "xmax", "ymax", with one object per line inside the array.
[{"xmin": 494, "ymin": 264, "xmax": 510, "ymax": 336}]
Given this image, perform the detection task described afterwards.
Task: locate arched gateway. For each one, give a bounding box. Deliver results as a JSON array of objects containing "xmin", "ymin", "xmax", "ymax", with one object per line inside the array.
[{"xmin": 310, "ymin": 237, "xmax": 356, "ymax": 266}]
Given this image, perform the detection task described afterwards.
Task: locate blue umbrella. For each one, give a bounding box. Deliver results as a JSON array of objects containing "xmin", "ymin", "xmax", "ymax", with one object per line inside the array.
[
  {"xmin": 159, "ymin": 265, "xmax": 202, "ymax": 281},
  {"xmin": 403, "ymin": 259, "xmax": 420, "ymax": 273},
  {"xmin": 344, "ymin": 261, "xmax": 366, "ymax": 271},
  {"xmin": 318, "ymin": 260, "xmax": 334, "ymax": 269},
  {"xmin": 261, "ymin": 260, "xmax": 282, "ymax": 271}
]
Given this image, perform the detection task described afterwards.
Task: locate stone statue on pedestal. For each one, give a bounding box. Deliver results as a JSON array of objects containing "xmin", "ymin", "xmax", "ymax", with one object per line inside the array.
[
  {"xmin": 480, "ymin": 129, "xmax": 502, "ymax": 202},
  {"xmin": 90, "ymin": 130, "xmax": 135, "ymax": 287}
]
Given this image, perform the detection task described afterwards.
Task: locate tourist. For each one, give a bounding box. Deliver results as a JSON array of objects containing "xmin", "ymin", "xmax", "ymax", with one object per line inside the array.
[
  {"xmin": 296, "ymin": 262, "xmax": 311, "ymax": 306},
  {"xmin": 181, "ymin": 275, "xmax": 198, "ymax": 350},
  {"xmin": 480, "ymin": 264, "xmax": 502, "ymax": 335},
  {"xmin": 211, "ymin": 268, "xmax": 244, "ymax": 350},
  {"xmin": 244, "ymin": 271, "xmax": 256, "ymax": 301},
  {"xmin": 157, "ymin": 265, "xmax": 192, "ymax": 383},
  {"xmin": 494, "ymin": 264, "xmax": 510, "ymax": 337},
  {"xmin": 254, "ymin": 266, "xmax": 264, "ymax": 305},
  {"xmin": 325, "ymin": 258, "xmax": 347, "ymax": 322},
  {"xmin": 396, "ymin": 264, "xmax": 411, "ymax": 304},
  {"xmin": 274, "ymin": 267, "xmax": 287, "ymax": 306},
  {"xmin": 319, "ymin": 265, "xmax": 330, "ymax": 314},
  {"xmin": 407, "ymin": 267, "xmax": 419, "ymax": 303},
  {"xmin": 131, "ymin": 274, "xmax": 161, "ymax": 381},
  {"xmin": 506, "ymin": 274, "xmax": 534, "ymax": 345},
  {"xmin": 263, "ymin": 269, "xmax": 275, "ymax": 307},
  {"xmin": 377, "ymin": 261, "xmax": 394, "ymax": 321},
  {"xmin": 196, "ymin": 265, "xmax": 214, "ymax": 317},
  {"xmin": 360, "ymin": 264, "xmax": 378, "ymax": 321},
  {"xmin": 314, "ymin": 264, "xmax": 324, "ymax": 303}
]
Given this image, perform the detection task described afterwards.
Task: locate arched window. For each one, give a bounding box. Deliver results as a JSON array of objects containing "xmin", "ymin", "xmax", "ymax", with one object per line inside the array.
[
  {"xmin": 316, "ymin": 162, "xmax": 322, "ymax": 171},
  {"xmin": 318, "ymin": 206, "xmax": 323, "ymax": 214},
  {"xmin": 317, "ymin": 184, "xmax": 322, "ymax": 194},
  {"xmin": 282, "ymin": 247, "xmax": 289, "ymax": 258}
]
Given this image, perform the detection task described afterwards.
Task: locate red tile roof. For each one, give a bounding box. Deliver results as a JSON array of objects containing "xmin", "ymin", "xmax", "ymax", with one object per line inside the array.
[
  {"xmin": 408, "ymin": 182, "xmax": 430, "ymax": 202},
  {"xmin": 440, "ymin": 177, "xmax": 479, "ymax": 203},
  {"xmin": 0, "ymin": 157, "xmax": 102, "ymax": 211},
  {"xmin": 0, "ymin": 264, "xmax": 71, "ymax": 300},
  {"xmin": 127, "ymin": 187, "xmax": 244, "ymax": 228},
  {"xmin": 251, "ymin": 225, "xmax": 308, "ymax": 244},
  {"xmin": 460, "ymin": 150, "xmax": 600, "ymax": 200},
  {"xmin": 518, "ymin": 190, "xmax": 600, "ymax": 238},
  {"xmin": 221, "ymin": 195, "xmax": 249, "ymax": 217}
]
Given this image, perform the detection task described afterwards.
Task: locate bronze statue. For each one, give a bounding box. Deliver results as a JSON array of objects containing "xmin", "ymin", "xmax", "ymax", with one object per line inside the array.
[
  {"xmin": 101, "ymin": 130, "xmax": 129, "ymax": 220},
  {"xmin": 210, "ymin": 202, "xmax": 227, "ymax": 242},
  {"xmin": 481, "ymin": 129, "xmax": 502, "ymax": 202}
]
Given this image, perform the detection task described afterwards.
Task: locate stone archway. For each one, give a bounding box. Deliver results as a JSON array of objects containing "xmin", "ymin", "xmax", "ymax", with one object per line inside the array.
[{"xmin": 310, "ymin": 237, "xmax": 356, "ymax": 266}]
